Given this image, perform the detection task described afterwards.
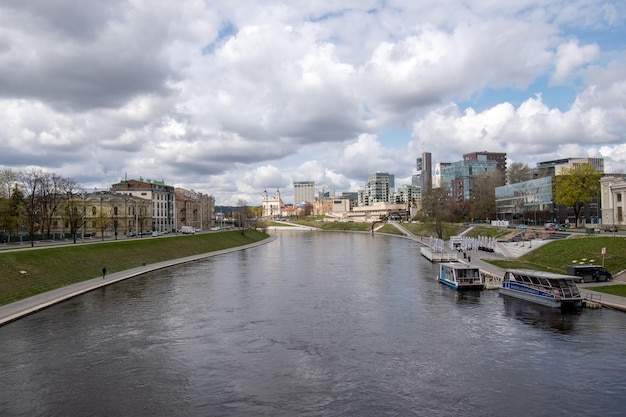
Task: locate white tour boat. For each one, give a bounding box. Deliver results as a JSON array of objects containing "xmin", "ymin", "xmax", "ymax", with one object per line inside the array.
[
  {"xmin": 437, "ymin": 263, "xmax": 485, "ymax": 291},
  {"xmin": 499, "ymin": 269, "xmax": 583, "ymax": 309}
]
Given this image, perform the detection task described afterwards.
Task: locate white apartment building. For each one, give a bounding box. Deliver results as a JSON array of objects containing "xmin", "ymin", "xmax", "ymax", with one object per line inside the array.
[{"xmin": 293, "ymin": 181, "xmax": 315, "ymax": 204}]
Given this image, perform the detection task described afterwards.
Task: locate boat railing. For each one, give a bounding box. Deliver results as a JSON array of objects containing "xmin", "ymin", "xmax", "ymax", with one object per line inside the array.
[
  {"xmin": 559, "ymin": 287, "xmax": 580, "ymax": 299},
  {"xmin": 458, "ymin": 277, "xmax": 481, "ymax": 284}
]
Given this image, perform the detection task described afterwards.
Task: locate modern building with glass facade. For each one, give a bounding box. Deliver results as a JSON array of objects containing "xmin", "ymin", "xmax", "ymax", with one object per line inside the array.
[
  {"xmin": 436, "ymin": 159, "xmax": 498, "ymax": 191},
  {"xmin": 495, "ymin": 176, "xmax": 554, "ymax": 222}
]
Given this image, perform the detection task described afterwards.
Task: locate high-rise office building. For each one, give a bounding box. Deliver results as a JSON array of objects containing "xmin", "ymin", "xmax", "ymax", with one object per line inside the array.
[
  {"xmin": 293, "ymin": 181, "xmax": 315, "ymax": 204},
  {"xmin": 358, "ymin": 171, "xmax": 395, "ymax": 206},
  {"xmin": 463, "ymin": 151, "xmax": 507, "ymax": 174}
]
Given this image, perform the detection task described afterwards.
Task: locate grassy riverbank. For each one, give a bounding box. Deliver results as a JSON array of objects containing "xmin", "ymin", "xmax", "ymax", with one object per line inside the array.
[
  {"xmin": 0, "ymin": 229, "xmax": 269, "ymax": 306},
  {"xmin": 487, "ymin": 236, "xmax": 626, "ymax": 276}
]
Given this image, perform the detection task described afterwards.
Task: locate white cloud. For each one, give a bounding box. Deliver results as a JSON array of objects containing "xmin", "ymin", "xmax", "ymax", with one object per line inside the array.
[
  {"xmin": 552, "ymin": 40, "xmax": 600, "ymax": 84},
  {"xmin": 0, "ymin": 0, "xmax": 624, "ymax": 204}
]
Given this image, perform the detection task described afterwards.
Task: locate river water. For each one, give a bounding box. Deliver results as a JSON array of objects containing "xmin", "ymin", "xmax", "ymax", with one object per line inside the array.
[{"xmin": 1, "ymin": 231, "xmax": 625, "ymax": 416}]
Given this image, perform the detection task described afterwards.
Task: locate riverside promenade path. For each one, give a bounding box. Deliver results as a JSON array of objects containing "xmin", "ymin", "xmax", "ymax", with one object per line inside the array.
[
  {"xmin": 0, "ymin": 236, "xmax": 277, "ymax": 327},
  {"xmin": 390, "ymin": 223, "xmax": 626, "ymax": 312}
]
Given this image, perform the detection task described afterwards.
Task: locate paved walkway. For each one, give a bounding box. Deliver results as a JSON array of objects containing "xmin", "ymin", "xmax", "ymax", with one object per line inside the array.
[{"xmin": 0, "ymin": 236, "xmax": 278, "ymax": 327}]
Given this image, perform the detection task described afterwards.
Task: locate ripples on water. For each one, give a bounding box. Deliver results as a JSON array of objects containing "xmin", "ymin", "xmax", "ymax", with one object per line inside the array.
[{"xmin": 1, "ymin": 231, "xmax": 625, "ymax": 417}]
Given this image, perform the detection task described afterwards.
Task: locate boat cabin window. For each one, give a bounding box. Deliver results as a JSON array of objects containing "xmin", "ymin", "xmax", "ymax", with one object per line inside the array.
[
  {"xmin": 539, "ymin": 278, "xmax": 551, "ymax": 287},
  {"xmin": 518, "ymin": 274, "xmax": 532, "ymax": 284}
]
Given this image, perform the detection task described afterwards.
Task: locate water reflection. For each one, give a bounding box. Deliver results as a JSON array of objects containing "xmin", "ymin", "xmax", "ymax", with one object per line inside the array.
[
  {"xmin": 501, "ymin": 295, "xmax": 580, "ymax": 333},
  {"xmin": 437, "ymin": 283, "xmax": 483, "ymax": 304}
]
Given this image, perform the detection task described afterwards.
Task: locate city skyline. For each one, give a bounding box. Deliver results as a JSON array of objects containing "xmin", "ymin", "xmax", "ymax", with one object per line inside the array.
[{"xmin": 0, "ymin": 1, "xmax": 625, "ymax": 205}]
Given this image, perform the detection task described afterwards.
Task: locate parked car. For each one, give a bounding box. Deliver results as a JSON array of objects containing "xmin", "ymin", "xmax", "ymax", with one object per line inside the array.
[
  {"xmin": 544, "ymin": 223, "xmax": 556, "ymax": 231},
  {"xmin": 605, "ymin": 225, "xmax": 618, "ymax": 232},
  {"xmin": 517, "ymin": 224, "xmax": 528, "ymax": 230},
  {"xmin": 127, "ymin": 231, "xmax": 137, "ymax": 237},
  {"xmin": 556, "ymin": 224, "xmax": 567, "ymax": 231},
  {"xmin": 567, "ymin": 265, "xmax": 612, "ymax": 283}
]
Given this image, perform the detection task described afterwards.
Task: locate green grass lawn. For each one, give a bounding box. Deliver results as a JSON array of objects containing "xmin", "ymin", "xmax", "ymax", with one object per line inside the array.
[
  {"xmin": 487, "ymin": 235, "xmax": 626, "ymax": 276},
  {"xmin": 587, "ymin": 285, "xmax": 626, "ymax": 297},
  {"xmin": 401, "ymin": 222, "xmax": 466, "ymax": 240},
  {"xmin": 291, "ymin": 219, "xmax": 372, "ymax": 232},
  {"xmin": 0, "ymin": 229, "xmax": 268, "ymax": 306},
  {"xmin": 376, "ymin": 224, "xmax": 405, "ymax": 235},
  {"xmin": 463, "ymin": 226, "xmax": 511, "ymax": 239}
]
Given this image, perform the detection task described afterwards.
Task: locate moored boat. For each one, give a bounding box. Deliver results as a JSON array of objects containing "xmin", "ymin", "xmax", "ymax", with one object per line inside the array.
[
  {"xmin": 499, "ymin": 269, "xmax": 583, "ymax": 309},
  {"xmin": 438, "ymin": 263, "xmax": 484, "ymax": 291}
]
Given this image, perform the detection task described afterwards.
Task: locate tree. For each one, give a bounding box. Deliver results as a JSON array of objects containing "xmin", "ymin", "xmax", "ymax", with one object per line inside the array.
[
  {"xmin": 94, "ymin": 198, "xmax": 111, "ymax": 241},
  {"xmin": 553, "ymin": 163, "xmax": 601, "ymax": 227},
  {"xmin": 237, "ymin": 199, "xmax": 249, "ymax": 233},
  {"xmin": 507, "ymin": 162, "xmax": 532, "ymax": 184},
  {"xmin": 19, "ymin": 168, "xmax": 45, "ymax": 247},
  {"xmin": 0, "ymin": 184, "xmax": 24, "ymax": 242},
  {"xmin": 470, "ymin": 170, "xmax": 504, "ymax": 221},
  {"xmin": 60, "ymin": 180, "xmax": 84, "ymax": 244},
  {"xmin": 0, "ymin": 168, "xmax": 19, "ymax": 199},
  {"xmin": 419, "ymin": 188, "xmax": 450, "ymax": 239},
  {"xmin": 39, "ymin": 172, "xmax": 65, "ymax": 239}
]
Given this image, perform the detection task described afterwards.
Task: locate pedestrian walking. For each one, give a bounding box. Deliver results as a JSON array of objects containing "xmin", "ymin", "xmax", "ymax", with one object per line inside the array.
[{"xmin": 102, "ymin": 267, "xmax": 107, "ymax": 279}]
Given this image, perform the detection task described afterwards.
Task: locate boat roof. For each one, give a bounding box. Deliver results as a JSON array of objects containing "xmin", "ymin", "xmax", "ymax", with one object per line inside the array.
[
  {"xmin": 440, "ymin": 262, "xmax": 480, "ymax": 270},
  {"xmin": 505, "ymin": 269, "xmax": 578, "ymax": 281}
]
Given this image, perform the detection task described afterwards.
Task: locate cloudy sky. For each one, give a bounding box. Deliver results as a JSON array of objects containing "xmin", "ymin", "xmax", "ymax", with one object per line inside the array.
[{"xmin": 1, "ymin": 0, "xmax": 625, "ymax": 205}]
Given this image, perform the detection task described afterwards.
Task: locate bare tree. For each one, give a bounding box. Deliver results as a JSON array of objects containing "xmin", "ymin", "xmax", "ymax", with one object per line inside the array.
[
  {"xmin": 39, "ymin": 172, "xmax": 66, "ymax": 239},
  {"xmin": 237, "ymin": 199, "xmax": 248, "ymax": 233},
  {"xmin": 507, "ymin": 162, "xmax": 532, "ymax": 184},
  {"xmin": 19, "ymin": 168, "xmax": 45, "ymax": 247},
  {"xmin": 420, "ymin": 188, "xmax": 450, "ymax": 239},
  {"xmin": 470, "ymin": 170, "xmax": 504, "ymax": 221}
]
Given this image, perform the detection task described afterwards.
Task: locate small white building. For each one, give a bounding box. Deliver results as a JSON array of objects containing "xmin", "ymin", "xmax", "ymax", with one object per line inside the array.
[{"xmin": 600, "ymin": 176, "xmax": 626, "ymax": 227}]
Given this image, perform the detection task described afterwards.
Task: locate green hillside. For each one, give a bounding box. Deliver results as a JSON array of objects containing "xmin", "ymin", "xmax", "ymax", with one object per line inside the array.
[{"xmin": 0, "ymin": 230, "xmax": 268, "ymax": 306}]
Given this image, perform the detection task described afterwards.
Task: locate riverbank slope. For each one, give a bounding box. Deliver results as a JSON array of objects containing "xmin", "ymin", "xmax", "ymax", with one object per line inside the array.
[
  {"xmin": 0, "ymin": 229, "xmax": 269, "ymax": 306},
  {"xmin": 0, "ymin": 232, "xmax": 275, "ymax": 326}
]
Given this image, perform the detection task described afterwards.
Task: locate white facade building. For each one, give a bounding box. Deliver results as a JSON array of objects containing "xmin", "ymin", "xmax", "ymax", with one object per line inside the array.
[
  {"xmin": 293, "ymin": 181, "xmax": 315, "ymax": 204},
  {"xmin": 600, "ymin": 176, "xmax": 626, "ymax": 227},
  {"xmin": 262, "ymin": 189, "xmax": 285, "ymax": 218}
]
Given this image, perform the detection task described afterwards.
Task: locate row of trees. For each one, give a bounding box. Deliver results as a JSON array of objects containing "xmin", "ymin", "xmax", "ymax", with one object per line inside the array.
[{"xmin": 0, "ymin": 168, "xmax": 86, "ymax": 246}]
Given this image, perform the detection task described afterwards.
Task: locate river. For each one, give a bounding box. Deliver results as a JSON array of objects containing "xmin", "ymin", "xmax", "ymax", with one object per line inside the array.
[{"xmin": 1, "ymin": 231, "xmax": 625, "ymax": 416}]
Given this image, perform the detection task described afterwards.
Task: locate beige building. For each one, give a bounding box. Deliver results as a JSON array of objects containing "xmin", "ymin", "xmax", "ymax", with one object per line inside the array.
[
  {"xmin": 50, "ymin": 191, "xmax": 152, "ymax": 239},
  {"xmin": 349, "ymin": 202, "xmax": 407, "ymax": 222},
  {"xmin": 600, "ymin": 176, "xmax": 626, "ymax": 227},
  {"xmin": 111, "ymin": 177, "xmax": 175, "ymax": 233},
  {"xmin": 175, "ymin": 188, "xmax": 214, "ymax": 231}
]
